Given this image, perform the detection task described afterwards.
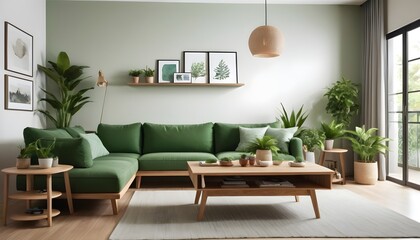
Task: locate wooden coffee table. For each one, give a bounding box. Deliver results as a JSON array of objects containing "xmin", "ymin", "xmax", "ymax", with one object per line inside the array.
[{"xmin": 187, "ymin": 161, "xmax": 334, "ymax": 221}]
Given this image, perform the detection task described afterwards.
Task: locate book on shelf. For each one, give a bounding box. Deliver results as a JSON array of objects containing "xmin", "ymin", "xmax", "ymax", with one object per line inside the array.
[
  {"xmin": 256, "ymin": 177, "xmax": 295, "ymax": 188},
  {"xmin": 220, "ymin": 183, "xmax": 249, "ymax": 188}
]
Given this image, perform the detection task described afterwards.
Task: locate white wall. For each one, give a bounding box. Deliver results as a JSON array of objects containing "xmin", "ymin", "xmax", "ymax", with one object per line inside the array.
[
  {"xmin": 386, "ymin": 0, "xmax": 420, "ymax": 33},
  {"xmin": 46, "ymin": 2, "xmax": 362, "ymax": 131},
  {"xmin": 0, "ymin": 0, "xmax": 46, "ymax": 205}
]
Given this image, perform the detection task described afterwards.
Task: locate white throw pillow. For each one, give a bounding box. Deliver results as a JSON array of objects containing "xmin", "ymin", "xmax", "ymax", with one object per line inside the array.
[
  {"xmin": 235, "ymin": 126, "xmax": 268, "ymax": 152},
  {"xmin": 265, "ymin": 127, "xmax": 298, "ymax": 154}
]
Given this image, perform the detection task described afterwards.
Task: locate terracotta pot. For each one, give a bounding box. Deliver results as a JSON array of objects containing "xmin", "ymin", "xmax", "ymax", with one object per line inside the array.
[
  {"xmin": 256, "ymin": 149, "xmax": 272, "ymax": 165},
  {"xmin": 16, "ymin": 158, "xmax": 30, "ymax": 169},
  {"xmin": 325, "ymin": 139, "xmax": 334, "ymax": 150},
  {"xmin": 38, "ymin": 158, "xmax": 53, "ymax": 169},
  {"xmin": 145, "ymin": 76, "xmax": 154, "ymax": 83},
  {"xmin": 354, "ymin": 161, "xmax": 378, "ymax": 185},
  {"xmin": 239, "ymin": 159, "xmax": 248, "ymax": 167},
  {"xmin": 248, "ymin": 157, "xmax": 255, "ymax": 166},
  {"xmin": 219, "ymin": 161, "xmax": 233, "ymax": 167},
  {"xmin": 132, "ymin": 76, "xmax": 140, "ymax": 84}
]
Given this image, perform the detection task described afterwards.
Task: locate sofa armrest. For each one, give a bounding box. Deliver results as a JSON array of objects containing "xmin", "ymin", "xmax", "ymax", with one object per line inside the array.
[{"xmin": 289, "ymin": 137, "xmax": 304, "ymax": 161}]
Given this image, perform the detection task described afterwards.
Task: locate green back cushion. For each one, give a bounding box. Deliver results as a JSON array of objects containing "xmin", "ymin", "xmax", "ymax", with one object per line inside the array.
[
  {"xmin": 79, "ymin": 133, "xmax": 109, "ymax": 159},
  {"xmin": 143, "ymin": 123, "xmax": 213, "ymax": 153},
  {"xmin": 23, "ymin": 127, "xmax": 73, "ymax": 145},
  {"xmin": 214, "ymin": 122, "xmax": 281, "ymax": 153},
  {"xmin": 235, "ymin": 127, "xmax": 268, "ymax": 152},
  {"xmin": 40, "ymin": 138, "xmax": 93, "ymax": 168},
  {"xmin": 97, "ymin": 123, "xmax": 141, "ymax": 154},
  {"xmin": 64, "ymin": 126, "xmax": 85, "ymax": 137}
]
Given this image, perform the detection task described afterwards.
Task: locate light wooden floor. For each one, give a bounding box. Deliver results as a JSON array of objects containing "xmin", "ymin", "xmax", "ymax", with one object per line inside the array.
[{"xmin": 1, "ymin": 179, "xmax": 420, "ymax": 240}]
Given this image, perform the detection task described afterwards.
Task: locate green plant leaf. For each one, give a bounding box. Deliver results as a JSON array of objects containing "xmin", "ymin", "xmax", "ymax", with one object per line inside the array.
[{"xmin": 57, "ymin": 52, "xmax": 71, "ymax": 72}]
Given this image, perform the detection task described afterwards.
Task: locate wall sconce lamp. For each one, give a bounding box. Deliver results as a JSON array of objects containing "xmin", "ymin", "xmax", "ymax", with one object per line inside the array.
[
  {"xmin": 248, "ymin": 0, "xmax": 283, "ymax": 58},
  {"xmin": 96, "ymin": 70, "xmax": 108, "ymax": 123}
]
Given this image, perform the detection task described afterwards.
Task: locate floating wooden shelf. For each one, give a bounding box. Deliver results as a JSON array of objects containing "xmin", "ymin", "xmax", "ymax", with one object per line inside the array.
[{"xmin": 128, "ymin": 83, "xmax": 244, "ymax": 87}]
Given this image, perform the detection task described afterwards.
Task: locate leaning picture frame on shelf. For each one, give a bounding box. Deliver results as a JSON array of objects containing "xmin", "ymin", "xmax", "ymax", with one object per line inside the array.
[
  {"xmin": 208, "ymin": 51, "xmax": 238, "ymax": 84},
  {"xmin": 183, "ymin": 51, "xmax": 208, "ymax": 84},
  {"xmin": 173, "ymin": 72, "xmax": 192, "ymax": 83},
  {"xmin": 157, "ymin": 60, "xmax": 180, "ymax": 83}
]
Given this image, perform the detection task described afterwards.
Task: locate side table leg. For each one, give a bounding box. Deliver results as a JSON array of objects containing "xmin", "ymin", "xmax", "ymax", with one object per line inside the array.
[
  {"xmin": 46, "ymin": 174, "xmax": 53, "ymax": 227},
  {"xmin": 63, "ymin": 172, "xmax": 74, "ymax": 214},
  {"xmin": 26, "ymin": 175, "xmax": 33, "ymax": 209},
  {"xmin": 3, "ymin": 174, "xmax": 9, "ymax": 226},
  {"xmin": 197, "ymin": 191, "xmax": 208, "ymax": 221},
  {"xmin": 339, "ymin": 153, "xmax": 346, "ymax": 185},
  {"xmin": 319, "ymin": 151, "xmax": 326, "ymax": 166}
]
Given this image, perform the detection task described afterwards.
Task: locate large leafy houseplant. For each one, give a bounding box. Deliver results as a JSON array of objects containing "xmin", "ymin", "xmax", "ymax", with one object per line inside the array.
[
  {"xmin": 324, "ymin": 78, "xmax": 359, "ymax": 127},
  {"xmin": 37, "ymin": 52, "xmax": 93, "ymax": 128},
  {"xmin": 276, "ymin": 103, "xmax": 309, "ymax": 136},
  {"xmin": 299, "ymin": 129, "xmax": 325, "ymax": 152},
  {"xmin": 344, "ymin": 126, "xmax": 389, "ymax": 163},
  {"xmin": 246, "ymin": 135, "xmax": 280, "ymax": 155}
]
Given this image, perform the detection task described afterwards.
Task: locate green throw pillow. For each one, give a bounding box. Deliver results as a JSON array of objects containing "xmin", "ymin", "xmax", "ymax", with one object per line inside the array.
[
  {"xmin": 265, "ymin": 127, "xmax": 298, "ymax": 154},
  {"xmin": 40, "ymin": 138, "xmax": 93, "ymax": 168},
  {"xmin": 235, "ymin": 126, "xmax": 268, "ymax": 152},
  {"xmin": 80, "ymin": 133, "xmax": 109, "ymax": 159}
]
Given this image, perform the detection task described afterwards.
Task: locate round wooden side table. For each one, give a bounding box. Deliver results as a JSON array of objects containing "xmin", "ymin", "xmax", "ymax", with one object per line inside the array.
[
  {"xmin": 319, "ymin": 148, "xmax": 348, "ymax": 184},
  {"xmin": 2, "ymin": 164, "xmax": 74, "ymax": 227}
]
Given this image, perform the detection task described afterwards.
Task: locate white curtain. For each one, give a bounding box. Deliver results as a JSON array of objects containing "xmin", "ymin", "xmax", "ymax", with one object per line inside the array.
[{"xmin": 361, "ymin": 0, "xmax": 386, "ymax": 180}]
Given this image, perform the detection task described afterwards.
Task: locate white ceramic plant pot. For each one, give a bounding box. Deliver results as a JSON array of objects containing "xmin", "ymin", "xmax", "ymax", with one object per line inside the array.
[
  {"xmin": 16, "ymin": 158, "xmax": 30, "ymax": 169},
  {"xmin": 256, "ymin": 149, "xmax": 272, "ymax": 165},
  {"xmin": 38, "ymin": 158, "xmax": 53, "ymax": 169},
  {"xmin": 354, "ymin": 161, "xmax": 378, "ymax": 185},
  {"xmin": 305, "ymin": 151, "xmax": 316, "ymax": 163},
  {"xmin": 145, "ymin": 76, "xmax": 154, "ymax": 83},
  {"xmin": 325, "ymin": 139, "xmax": 334, "ymax": 150}
]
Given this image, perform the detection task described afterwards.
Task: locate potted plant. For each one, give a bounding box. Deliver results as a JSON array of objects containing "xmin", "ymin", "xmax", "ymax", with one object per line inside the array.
[
  {"xmin": 37, "ymin": 51, "xmax": 93, "ymax": 128},
  {"xmin": 344, "ymin": 126, "xmax": 389, "ymax": 185},
  {"xmin": 299, "ymin": 129, "xmax": 326, "ymax": 163},
  {"xmin": 16, "ymin": 145, "xmax": 34, "ymax": 169},
  {"xmin": 320, "ymin": 120, "xmax": 345, "ymax": 150},
  {"xmin": 219, "ymin": 157, "xmax": 233, "ymax": 167},
  {"xmin": 129, "ymin": 69, "xmax": 143, "ymax": 84},
  {"xmin": 324, "ymin": 77, "xmax": 359, "ymax": 128},
  {"xmin": 31, "ymin": 139, "xmax": 56, "ymax": 169},
  {"xmin": 248, "ymin": 154, "xmax": 256, "ymax": 166},
  {"xmin": 142, "ymin": 66, "xmax": 154, "ymax": 83},
  {"xmin": 246, "ymin": 136, "xmax": 280, "ymax": 167},
  {"xmin": 277, "ymin": 103, "xmax": 309, "ymax": 137},
  {"xmin": 239, "ymin": 154, "xmax": 248, "ymax": 167}
]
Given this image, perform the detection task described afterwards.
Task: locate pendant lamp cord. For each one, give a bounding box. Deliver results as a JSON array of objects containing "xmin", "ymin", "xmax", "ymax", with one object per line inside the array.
[{"xmin": 265, "ymin": 0, "xmax": 267, "ymax": 26}]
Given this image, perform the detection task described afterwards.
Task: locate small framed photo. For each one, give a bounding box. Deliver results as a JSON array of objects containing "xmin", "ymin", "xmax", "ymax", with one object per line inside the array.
[
  {"xmin": 173, "ymin": 72, "xmax": 192, "ymax": 83},
  {"xmin": 4, "ymin": 75, "xmax": 33, "ymax": 111},
  {"xmin": 183, "ymin": 51, "xmax": 208, "ymax": 83},
  {"xmin": 4, "ymin": 22, "xmax": 33, "ymax": 77},
  {"xmin": 209, "ymin": 52, "xmax": 238, "ymax": 84},
  {"xmin": 157, "ymin": 60, "xmax": 180, "ymax": 83}
]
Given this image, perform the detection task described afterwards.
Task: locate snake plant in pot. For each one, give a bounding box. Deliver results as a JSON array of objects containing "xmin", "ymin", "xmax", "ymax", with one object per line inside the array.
[
  {"xmin": 344, "ymin": 126, "xmax": 389, "ymax": 185},
  {"xmin": 37, "ymin": 52, "xmax": 93, "ymax": 128},
  {"xmin": 320, "ymin": 120, "xmax": 345, "ymax": 150},
  {"xmin": 246, "ymin": 135, "xmax": 279, "ymax": 167}
]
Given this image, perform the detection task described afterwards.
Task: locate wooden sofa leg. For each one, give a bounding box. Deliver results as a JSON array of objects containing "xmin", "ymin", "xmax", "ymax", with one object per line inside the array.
[
  {"xmin": 136, "ymin": 176, "xmax": 142, "ymax": 189},
  {"xmin": 111, "ymin": 199, "xmax": 118, "ymax": 215}
]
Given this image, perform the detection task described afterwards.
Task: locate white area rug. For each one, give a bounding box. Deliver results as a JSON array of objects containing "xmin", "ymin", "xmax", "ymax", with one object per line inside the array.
[{"xmin": 110, "ymin": 190, "xmax": 420, "ymax": 239}]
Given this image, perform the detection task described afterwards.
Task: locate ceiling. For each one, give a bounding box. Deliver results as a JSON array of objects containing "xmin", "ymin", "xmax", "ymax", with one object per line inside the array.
[{"xmin": 50, "ymin": 0, "xmax": 367, "ymax": 5}]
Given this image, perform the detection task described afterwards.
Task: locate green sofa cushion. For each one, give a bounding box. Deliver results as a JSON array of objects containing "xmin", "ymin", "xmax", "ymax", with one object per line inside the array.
[
  {"xmin": 23, "ymin": 127, "xmax": 73, "ymax": 145},
  {"xmin": 142, "ymin": 123, "xmax": 213, "ymax": 153},
  {"xmin": 80, "ymin": 133, "xmax": 109, "ymax": 159},
  {"xmin": 214, "ymin": 122, "xmax": 281, "ymax": 153},
  {"xmin": 139, "ymin": 152, "xmax": 218, "ymax": 170},
  {"xmin": 64, "ymin": 126, "xmax": 85, "ymax": 137},
  {"xmin": 17, "ymin": 155, "xmax": 138, "ymax": 193},
  {"xmin": 97, "ymin": 123, "xmax": 141, "ymax": 154},
  {"xmin": 40, "ymin": 138, "xmax": 93, "ymax": 168},
  {"xmin": 236, "ymin": 126, "xmax": 268, "ymax": 152}
]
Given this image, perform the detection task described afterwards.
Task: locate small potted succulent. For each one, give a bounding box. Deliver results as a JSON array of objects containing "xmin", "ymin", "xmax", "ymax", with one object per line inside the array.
[
  {"xmin": 142, "ymin": 66, "xmax": 155, "ymax": 83},
  {"xmin": 248, "ymin": 154, "xmax": 256, "ymax": 166},
  {"xmin": 219, "ymin": 157, "xmax": 233, "ymax": 167},
  {"xmin": 16, "ymin": 145, "xmax": 35, "ymax": 169},
  {"xmin": 31, "ymin": 139, "xmax": 56, "ymax": 168},
  {"xmin": 129, "ymin": 69, "xmax": 143, "ymax": 84},
  {"xmin": 320, "ymin": 120, "xmax": 345, "ymax": 150},
  {"xmin": 239, "ymin": 154, "xmax": 248, "ymax": 167},
  {"xmin": 246, "ymin": 135, "xmax": 280, "ymax": 167}
]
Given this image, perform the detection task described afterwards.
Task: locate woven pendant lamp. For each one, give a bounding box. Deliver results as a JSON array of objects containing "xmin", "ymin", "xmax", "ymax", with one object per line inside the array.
[{"xmin": 248, "ymin": 0, "xmax": 283, "ymax": 58}]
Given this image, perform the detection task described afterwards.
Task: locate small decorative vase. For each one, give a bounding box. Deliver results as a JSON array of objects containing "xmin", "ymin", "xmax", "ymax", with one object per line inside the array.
[
  {"xmin": 38, "ymin": 158, "xmax": 53, "ymax": 169},
  {"xmin": 16, "ymin": 158, "xmax": 30, "ymax": 169},
  {"xmin": 305, "ymin": 151, "xmax": 316, "ymax": 163},
  {"xmin": 239, "ymin": 158, "xmax": 248, "ymax": 167},
  {"xmin": 219, "ymin": 161, "xmax": 233, "ymax": 167},
  {"xmin": 52, "ymin": 157, "xmax": 59, "ymax": 167},
  {"xmin": 256, "ymin": 149, "xmax": 272, "ymax": 165},
  {"xmin": 325, "ymin": 139, "xmax": 334, "ymax": 150},
  {"xmin": 132, "ymin": 76, "xmax": 140, "ymax": 84},
  {"xmin": 145, "ymin": 76, "xmax": 154, "ymax": 83},
  {"xmin": 259, "ymin": 160, "xmax": 273, "ymax": 167},
  {"xmin": 289, "ymin": 161, "xmax": 306, "ymax": 167},
  {"xmin": 248, "ymin": 157, "xmax": 255, "ymax": 166}
]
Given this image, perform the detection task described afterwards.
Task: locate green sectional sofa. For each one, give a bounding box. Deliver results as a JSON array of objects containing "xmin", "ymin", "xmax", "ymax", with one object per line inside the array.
[{"xmin": 19, "ymin": 122, "xmax": 303, "ymax": 214}]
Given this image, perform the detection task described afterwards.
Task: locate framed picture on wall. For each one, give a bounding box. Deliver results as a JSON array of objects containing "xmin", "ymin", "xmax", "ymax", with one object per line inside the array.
[
  {"xmin": 157, "ymin": 60, "xmax": 180, "ymax": 83},
  {"xmin": 183, "ymin": 51, "xmax": 208, "ymax": 83},
  {"xmin": 173, "ymin": 72, "xmax": 192, "ymax": 83},
  {"xmin": 4, "ymin": 22, "xmax": 33, "ymax": 77},
  {"xmin": 4, "ymin": 75, "xmax": 33, "ymax": 111},
  {"xmin": 208, "ymin": 52, "xmax": 238, "ymax": 84}
]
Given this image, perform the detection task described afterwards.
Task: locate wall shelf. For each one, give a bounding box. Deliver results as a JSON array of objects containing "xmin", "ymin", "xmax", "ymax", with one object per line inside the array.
[{"xmin": 128, "ymin": 83, "xmax": 244, "ymax": 87}]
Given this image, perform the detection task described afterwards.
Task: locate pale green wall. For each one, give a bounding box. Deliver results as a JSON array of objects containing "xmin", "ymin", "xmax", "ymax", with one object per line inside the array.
[{"xmin": 47, "ymin": 2, "xmax": 362, "ymax": 130}]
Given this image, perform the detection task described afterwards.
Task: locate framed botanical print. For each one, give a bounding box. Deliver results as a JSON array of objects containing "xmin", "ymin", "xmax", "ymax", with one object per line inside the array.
[
  {"xmin": 4, "ymin": 22, "xmax": 33, "ymax": 77},
  {"xmin": 157, "ymin": 60, "xmax": 180, "ymax": 83},
  {"xmin": 183, "ymin": 51, "xmax": 208, "ymax": 83},
  {"xmin": 208, "ymin": 52, "xmax": 238, "ymax": 84}
]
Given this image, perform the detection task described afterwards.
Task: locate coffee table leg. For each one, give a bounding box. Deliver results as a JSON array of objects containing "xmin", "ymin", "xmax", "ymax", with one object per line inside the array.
[
  {"xmin": 194, "ymin": 191, "xmax": 201, "ymax": 204},
  {"xmin": 309, "ymin": 190, "xmax": 320, "ymax": 218},
  {"xmin": 294, "ymin": 196, "xmax": 300, "ymax": 202},
  {"xmin": 63, "ymin": 172, "xmax": 74, "ymax": 214},
  {"xmin": 3, "ymin": 174, "xmax": 9, "ymax": 226},
  {"xmin": 197, "ymin": 191, "xmax": 208, "ymax": 221}
]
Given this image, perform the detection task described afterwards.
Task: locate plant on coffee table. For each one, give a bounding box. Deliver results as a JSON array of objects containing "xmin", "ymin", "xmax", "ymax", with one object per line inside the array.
[
  {"xmin": 219, "ymin": 157, "xmax": 233, "ymax": 166},
  {"xmin": 246, "ymin": 136, "xmax": 279, "ymax": 166}
]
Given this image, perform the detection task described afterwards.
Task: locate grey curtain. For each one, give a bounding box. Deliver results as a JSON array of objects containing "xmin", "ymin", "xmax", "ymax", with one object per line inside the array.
[{"xmin": 361, "ymin": 0, "xmax": 386, "ymax": 180}]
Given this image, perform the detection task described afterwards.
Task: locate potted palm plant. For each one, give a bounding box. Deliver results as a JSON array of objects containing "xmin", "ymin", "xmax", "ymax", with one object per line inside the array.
[
  {"xmin": 299, "ymin": 129, "xmax": 326, "ymax": 163},
  {"xmin": 30, "ymin": 139, "xmax": 56, "ymax": 169},
  {"xmin": 344, "ymin": 126, "xmax": 389, "ymax": 185},
  {"xmin": 246, "ymin": 136, "xmax": 280, "ymax": 167},
  {"xmin": 320, "ymin": 120, "xmax": 345, "ymax": 150},
  {"xmin": 129, "ymin": 69, "xmax": 143, "ymax": 84},
  {"xmin": 142, "ymin": 66, "xmax": 155, "ymax": 83}
]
